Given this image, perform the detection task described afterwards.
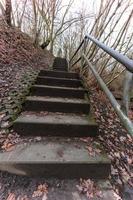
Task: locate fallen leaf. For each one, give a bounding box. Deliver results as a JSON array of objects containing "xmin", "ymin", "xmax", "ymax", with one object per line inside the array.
[
  {"xmin": 2, "ymin": 142, "xmax": 15, "ymax": 152},
  {"xmin": 6, "ymin": 193, "xmax": 16, "ymax": 200},
  {"xmin": 42, "ymin": 194, "xmax": 47, "ymax": 200},
  {"xmin": 17, "ymin": 195, "xmax": 29, "ymax": 200},
  {"xmin": 32, "ymin": 184, "xmax": 48, "ymax": 198},
  {"xmin": 32, "ymin": 190, "xmax": 42, "ymax": 197},
  {"xmin": 77, "ymin": 179, "xmax": 103, "ymax": 199}
]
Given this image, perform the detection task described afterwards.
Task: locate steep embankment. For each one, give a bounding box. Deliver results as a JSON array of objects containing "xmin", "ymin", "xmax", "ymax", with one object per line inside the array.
[{"xmin": 0, "ymin": 19, "xmax": 54, "ymax": 131}]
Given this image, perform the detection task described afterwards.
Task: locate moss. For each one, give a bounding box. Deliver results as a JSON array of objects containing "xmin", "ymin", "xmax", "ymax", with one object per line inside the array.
[{"xmin": 1, "ymin": 70, "xmax": 38, "ymax": 129}]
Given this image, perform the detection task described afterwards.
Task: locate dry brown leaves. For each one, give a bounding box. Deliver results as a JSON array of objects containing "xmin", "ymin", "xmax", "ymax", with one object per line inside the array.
[
  {"xmin": 77, "ymin": 179, "xmax": 103, "ymax": 199},
  {"xmin": 7, "ymin": 193, "xmax": 16, "ymax": 200},
  {"xmin": 6, "ymin": 184, "xmax": 48, "ymax": 199},
  {"xmin": 0, "ymin": 129, "xmax": 46, "ymax": 152},
  {"xmin": 0, "ymin": 131, "xmax": 21, "ymax": 152},
  {"xmin": 32, "ymin": 184, "xmax": 48, "ymax": 198},
  {"xmin": 6, "ymin": 193, "xmax": 29, "ymax": 200},
  {"xmin": 80, "ymin": 137, "xmax": 102, "ymax": 157},
  {"xmin": 90, "ymin": 90, "xmax": 133, "ymax": 196},
  {"xmin": 6, "ymin": 193, "xmax": 16, "ymax": 200},
  {"xmin": 2, "ymin": 141, "xmax": 15, "ymax": 151}
]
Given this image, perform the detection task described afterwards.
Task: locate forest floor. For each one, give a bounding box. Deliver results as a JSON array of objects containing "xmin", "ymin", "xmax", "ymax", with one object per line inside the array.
[
  {"xmin": 0, "ymin": 19, "xmax": 133, "ymax": 200},
  {"xmin": 0, "ymin": 18, "xmax": 54, "ymax": 105}
]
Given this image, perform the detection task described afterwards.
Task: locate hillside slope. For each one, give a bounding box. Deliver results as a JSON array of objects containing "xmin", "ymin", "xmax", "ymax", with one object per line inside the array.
[{"xmin": 0, "ymin": 19, "xmax": 54, "ymax": 105}]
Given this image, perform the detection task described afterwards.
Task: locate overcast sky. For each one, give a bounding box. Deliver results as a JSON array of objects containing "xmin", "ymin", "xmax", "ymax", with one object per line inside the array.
[{"xmin": 0, "ymin": 0, "xmax": 132, "ymax": 38}]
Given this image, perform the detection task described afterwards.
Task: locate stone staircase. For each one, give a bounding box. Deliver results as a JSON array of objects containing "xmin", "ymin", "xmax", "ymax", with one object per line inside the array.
[{"xmin": 0, "ymin": 58, "xmax": 110, "ymax": 180}]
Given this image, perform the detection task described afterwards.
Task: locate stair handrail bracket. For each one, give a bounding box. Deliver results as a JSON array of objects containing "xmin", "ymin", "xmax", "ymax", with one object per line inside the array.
[{"xmin": 70, "ymin": 34, "xmax": 133, "ymax": 136}]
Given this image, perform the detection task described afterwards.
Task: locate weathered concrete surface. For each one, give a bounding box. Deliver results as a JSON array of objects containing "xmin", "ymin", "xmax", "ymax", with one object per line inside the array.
[
  {"xmin": 31, "ymin": 84, "xmax": 87, "ymax": 98},
  {"xmin": 0, "ymin": 137, "xmax": 110, "ymax": 178},
  {"xmin": 47, "ymin": 180, "xmax": 116, "ymax": 200},
  {"xmin": 23, "ymin": 96, "xmax": 90, "ymax": 113},
  {"xmin": 13, "ymin": 112, "xmax": 98, "ymax": 136},
  {"xmin": 39, "ymin": 70, "xmax": 80, "ymax": 79},
  {"xmin": 47, "ymin": 180, "xmax": 117, "ymax": 200},
  {"xmin": 36, "ymin": 76, "xmax": 82, "ymax": 88},
  {"xmin": 1, "ymin": 62, "xmax": 112, "ymax": 189},
  {"xmin": 26, "ymin": 96, "xmax": 89, "ymax": 104}
]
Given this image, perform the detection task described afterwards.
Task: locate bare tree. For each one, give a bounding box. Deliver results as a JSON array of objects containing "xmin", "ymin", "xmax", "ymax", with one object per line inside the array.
[{"xmin": 5, "ymin": 0, "xmax": 12, "ymax": 26}]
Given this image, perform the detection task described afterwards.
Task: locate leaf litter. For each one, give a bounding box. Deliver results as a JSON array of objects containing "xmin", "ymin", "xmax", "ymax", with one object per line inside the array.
[
  {"xmin": 90, "ymin": 89, "xmax": 133, "ymax": 198},
  {"xmin": 76, "ymin": 179, "xmax": 103, "ymax": 199},
  {"xmin": 32, "ymin": 184, "xmax": 48, "ymax": 198}
]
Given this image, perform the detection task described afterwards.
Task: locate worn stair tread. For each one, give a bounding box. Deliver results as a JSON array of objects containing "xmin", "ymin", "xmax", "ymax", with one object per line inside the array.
[
  {"xmin": 0, "ymin": 137, "xmax": 110, "ymax": 178},
  {"xmin": 13, "ymin": 111, "xmax": 98, "ymax": 136},
  {"xmin": 23, "ymin": 96, "xmax": 90, "ymax": 114},
  {"xmin": 0, "ymin": 137, "xmax": 109, "ymax": 163},
  {"xmin": 39, "ymin": 70, "xmax": 79, "ymax": 79},
  {"xmin": 30, "ymin": 84, "xmax": 87, "ymax": 99},
  {"xmin": 26, "ymin": 96, "xmax": 89, "ymax": 104},
  {"xmin": 33, "ymin": 84, "xmax": 84, "ymax": 90},
  {"xmin": 53, "ymin": 67, "xmax": 68, "ymax": 70},
  {"xmin": 15, "ymin": 112, "xmax": 96, "ymax": 126},
  {"xmin": 36, "ymin": 76, "xmax": 82, "ymax": 88},
  {"xmin": 37, "ymin": 75, "xmax": 81, "ymax": 81}
]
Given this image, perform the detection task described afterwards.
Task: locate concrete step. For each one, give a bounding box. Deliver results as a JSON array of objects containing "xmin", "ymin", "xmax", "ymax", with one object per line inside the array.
[
  {"xmin": 53, "ymin": 67, "xmax": 68, "ymax": 71},
  {"xmin": 23, "ymin": 96, "xmax": 90, "ymax": 114},
  {"xmin": 53, "ymin": 57, "xmax": 68, "ymax": 72},
  {"xmin": 39, "ymin": 70, "xmax": 79, "ymax": 79},
  {"xmin": 31, "ymin": 85, "xmax": 87, "ymax": 99},
  {"xmin": 0, "ymin": 175, "xmax": 115, "ymax": 200},
  {"xmin": 0, "ymin": 137, "xmax": 110, "ymax": 179},
  {"xmin": 36, "ymin": 76, "xmax": 82, "ymax": 88},
  {"xmin": 13, "ymin": 112, "xmax": 98, "ymax": 136}
]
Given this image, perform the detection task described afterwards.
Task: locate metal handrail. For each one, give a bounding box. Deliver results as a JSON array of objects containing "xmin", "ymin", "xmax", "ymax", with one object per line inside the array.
[
  {"xmin": 85, "ymin": 35, "xmax": 133, "ymax": 73},
  {"xmin": 69, "ymin": 34, "xmax": 133, "ymax": 136},
  {"xmin": 83, "ymin": 54, "xmax": 133, "ymax": 135},
  {"xmin": 70, "ymin": 34, "xmax": 133, "ymax": 73}
]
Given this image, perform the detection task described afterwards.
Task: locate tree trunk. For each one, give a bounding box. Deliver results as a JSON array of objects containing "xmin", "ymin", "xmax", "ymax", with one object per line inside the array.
[
  {"xmin": 5, "ymin": 0, "xmax": 12, "ymax": 26},
  {"xmin": 121, "ymin": 71, "xmax": 133, "ymax": 116},
  {"xmin": 50, "ymin": 40, "xmax": 54, "ymax": 53}
]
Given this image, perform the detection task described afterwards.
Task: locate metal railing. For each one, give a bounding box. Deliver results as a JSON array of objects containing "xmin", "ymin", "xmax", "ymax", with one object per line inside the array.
[{"xmin": 69, "ymin": 34, "xmax": 133, "ymax": 136}]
